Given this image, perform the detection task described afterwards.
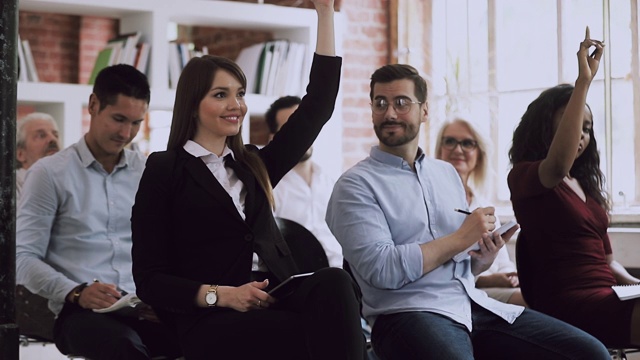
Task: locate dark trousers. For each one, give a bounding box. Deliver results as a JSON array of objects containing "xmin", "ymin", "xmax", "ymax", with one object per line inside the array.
[
  {"xmin": 179, "ymin": 267, "xmax": 367, "ymax": 360},
  {"xmin": 54, "ymin": 303, "xmax": 182, "ymax": 360},
  {"xmin": 372, "ymin": 302, "xmax": 610, "ymax": 360}
]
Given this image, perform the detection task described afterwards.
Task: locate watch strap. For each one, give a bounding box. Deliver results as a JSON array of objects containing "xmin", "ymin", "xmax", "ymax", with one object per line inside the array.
[{"xmin": 72, "ymin": 282, "xmax": 88, "ymax": 304}]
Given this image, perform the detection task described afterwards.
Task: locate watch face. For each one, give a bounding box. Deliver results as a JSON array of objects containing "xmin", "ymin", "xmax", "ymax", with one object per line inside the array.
[{"xmin": 205, "ymin": 292, "xmax": 217, "ymax": 305}]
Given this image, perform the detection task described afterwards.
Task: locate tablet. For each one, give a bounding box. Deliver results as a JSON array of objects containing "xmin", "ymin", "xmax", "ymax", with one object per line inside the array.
[{"xmin": 268, "ymin": 272, "xmax": 314, "ymax": 299}]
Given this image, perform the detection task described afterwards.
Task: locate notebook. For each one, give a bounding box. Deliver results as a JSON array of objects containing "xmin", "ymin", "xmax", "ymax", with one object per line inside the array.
[
  {"xmin": 611, "ymin": 284, "xmax": 640, "ymax": 301},
  {"xmin": 93, "ymin": 293, "xmax": 141, "ymax": 314}
]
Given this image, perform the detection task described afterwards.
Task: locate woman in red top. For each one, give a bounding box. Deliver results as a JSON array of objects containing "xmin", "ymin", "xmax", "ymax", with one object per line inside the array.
[{"xmin": 508, "ymin": 28, "xmax": 640, "ymax": 347}]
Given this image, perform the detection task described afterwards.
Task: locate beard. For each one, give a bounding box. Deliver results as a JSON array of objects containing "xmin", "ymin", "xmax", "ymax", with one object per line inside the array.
[
  {"xmin": 299, "ymin": 147, "xmax": 313, "ymax": 163},
  {"xmin": 374, "ymin": 120, "xmax": 419, "ymax": 147}
]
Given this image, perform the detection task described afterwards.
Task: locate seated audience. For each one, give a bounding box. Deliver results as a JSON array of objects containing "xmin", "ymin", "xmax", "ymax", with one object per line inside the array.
[
  {"xmin": 325, "ymin": 61, "xmax": 610, "ymax": 359},
  {"xmin": 508, "ymin": 28, "xmax": 640, "ymax": 347},
  {"xmin": 16, "ymin": 64, "xmax": 182, "ymax": 360},
  {"xmin": 435, "ymin": 117, "xmax": 526, "ymax": 307}
]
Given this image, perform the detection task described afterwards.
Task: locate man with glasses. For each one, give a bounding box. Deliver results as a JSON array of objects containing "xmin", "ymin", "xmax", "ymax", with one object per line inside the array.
[{"xmin": 326, "ymin": 64, "xmax": 610, "ymax": 359}]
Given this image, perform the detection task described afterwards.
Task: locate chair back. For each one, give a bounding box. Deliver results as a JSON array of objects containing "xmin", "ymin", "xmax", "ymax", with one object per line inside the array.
[
  {"xmin": 275, "ymin": 217, "xmax": 330, "ymax": 273},
  {"xmin": 16, "ymin": 285, "xmax": 56, "ymax": 342}
]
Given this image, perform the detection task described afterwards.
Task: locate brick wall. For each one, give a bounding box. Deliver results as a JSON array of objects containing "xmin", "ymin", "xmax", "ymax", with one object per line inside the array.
[
  {"xmin": 338, "ymin": 0, "xmax": 389, "ymax": 170},
  {"xmin": 18, "ymin": 12, "xmax": 80, "ymax": 83},
  {"xmin": 78, "ymin": 17, "xmax": 119, "ymax": 85}
]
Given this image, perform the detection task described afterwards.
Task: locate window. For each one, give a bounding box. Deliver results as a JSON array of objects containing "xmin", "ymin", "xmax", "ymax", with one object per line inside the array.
[{"xmin": 396, "ymin": 0, "xmax": 640, "ymax": 222}]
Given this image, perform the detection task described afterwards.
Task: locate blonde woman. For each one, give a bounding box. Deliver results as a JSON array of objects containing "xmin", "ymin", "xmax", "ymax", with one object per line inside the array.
[{"xmin": 436, "ymin": 118, "xmax": 526, "ymax": 306}]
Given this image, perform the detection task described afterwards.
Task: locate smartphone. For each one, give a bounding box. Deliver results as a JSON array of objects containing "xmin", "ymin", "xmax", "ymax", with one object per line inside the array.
[{"xmin": 268, "ymin": 272, "xmax": 314, "ymax": 299}]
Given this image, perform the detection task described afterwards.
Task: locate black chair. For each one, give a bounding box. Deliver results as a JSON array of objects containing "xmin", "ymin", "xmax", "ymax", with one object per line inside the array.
[
  {"xmin": 16, "ymin": 285, "xmax": 56, "ymax": 343},
  {"xmin": 275, "ymin": 217, "xmax": 329, "ymax": 273},
  {"xmin": 343, "ymin": 260, "xmax": 379, "ymax": 360}
]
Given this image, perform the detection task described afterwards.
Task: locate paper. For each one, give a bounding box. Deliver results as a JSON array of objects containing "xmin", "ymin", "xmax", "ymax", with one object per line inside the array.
[
  {"xmin": 93, "ymin": 293, "xmax": 141, "ymax": 314},
  {"xmin": 612, "ymin": 284, "xmax": 640, "ymax": 301}
]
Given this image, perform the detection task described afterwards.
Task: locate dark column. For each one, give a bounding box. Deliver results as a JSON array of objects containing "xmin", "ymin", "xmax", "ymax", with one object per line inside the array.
[{"xmin": 0, "ymin": 0, "xmax": 19, "ymax": 358}]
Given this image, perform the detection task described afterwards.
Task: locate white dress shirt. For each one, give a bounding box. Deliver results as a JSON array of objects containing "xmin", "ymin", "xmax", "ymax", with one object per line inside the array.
[{"xmin": 273, "ymin": 161, "xmax": 343, "ymax": 268}]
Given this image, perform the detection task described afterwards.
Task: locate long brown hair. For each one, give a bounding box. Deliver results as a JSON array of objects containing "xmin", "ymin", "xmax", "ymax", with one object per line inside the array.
[{"xmin": 167, "ymin": 55, "xmax": 274, "ymax": 206}]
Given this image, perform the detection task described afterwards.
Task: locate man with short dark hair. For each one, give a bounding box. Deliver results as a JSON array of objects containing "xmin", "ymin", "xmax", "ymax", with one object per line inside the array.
[
  {"xmin": 265, "ymin": 95, "xmax": 343, "ymax": 268},
  {"xmin": 16, "ymin": 64, "xmax": 181, "ymax": 360},
  {"xmin": 326, "ymin": 63, "xmax": 610, "ymax": 360}
]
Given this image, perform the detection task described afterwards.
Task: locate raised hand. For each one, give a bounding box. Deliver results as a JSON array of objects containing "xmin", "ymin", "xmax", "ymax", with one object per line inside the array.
[{"xmin": 577, "ymin": 26, "xmax": 604, "ymax": 83}]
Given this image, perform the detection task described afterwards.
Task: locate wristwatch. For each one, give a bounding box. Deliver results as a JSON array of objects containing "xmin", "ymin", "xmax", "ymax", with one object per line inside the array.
[
  {"xmin": 71, "ymin": 282, "xmax": 88, "ymax": 304},
  {"xmin": 205, "ymin": 285, "xmax": 219, "ymax": 307}
]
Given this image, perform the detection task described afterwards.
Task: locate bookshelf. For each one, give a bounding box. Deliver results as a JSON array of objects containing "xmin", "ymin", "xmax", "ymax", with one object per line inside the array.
[{"xmin": 17, "ymin": 0, "xmax": 345, "ymax": 179}]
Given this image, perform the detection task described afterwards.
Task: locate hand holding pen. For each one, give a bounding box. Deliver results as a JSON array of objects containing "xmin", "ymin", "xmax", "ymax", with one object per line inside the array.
[{"xmin": 74, "ymin": 279, "xmax": 124, "ymax": 309}]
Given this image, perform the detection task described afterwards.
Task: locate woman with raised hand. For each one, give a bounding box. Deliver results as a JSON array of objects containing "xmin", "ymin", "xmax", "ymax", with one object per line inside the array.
[
  {"xmin": 509, "ymin": 27, "xmax": 640, "ymax": 347},
  {"xmin": 131, "ymin": 1, "xmax": 366, "ymax": 358}
]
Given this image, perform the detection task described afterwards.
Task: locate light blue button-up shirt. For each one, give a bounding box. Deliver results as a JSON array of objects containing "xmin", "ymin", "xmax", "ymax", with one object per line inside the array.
[
  {"xmin": 326, "ymin": 146, "xmax": 523, "ymax": 330},
  {"xmin": 16, "ymin": 137, "xmax": 146, "ymax": 315}
]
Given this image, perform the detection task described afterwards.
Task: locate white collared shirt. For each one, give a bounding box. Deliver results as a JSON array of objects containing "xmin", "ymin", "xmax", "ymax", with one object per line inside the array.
[
  {"xmin": 16, "ymin": 136, "xmax": 145, "ymax": 315},
  {"xmin": 273, "ymin": 161, "xmax": 343, "ymax": 268}
]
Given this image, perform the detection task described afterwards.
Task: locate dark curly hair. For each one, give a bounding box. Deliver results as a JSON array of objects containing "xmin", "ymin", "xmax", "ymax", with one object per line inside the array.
[{"xmin": 508, "ymin": 84, "xmax": 609, "ymax": 212}]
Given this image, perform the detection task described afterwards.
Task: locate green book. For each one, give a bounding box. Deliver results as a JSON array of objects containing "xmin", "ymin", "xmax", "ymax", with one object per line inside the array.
[{"xmin": 88, "ymin": 47, "xmax": 114, "ymax": 84}]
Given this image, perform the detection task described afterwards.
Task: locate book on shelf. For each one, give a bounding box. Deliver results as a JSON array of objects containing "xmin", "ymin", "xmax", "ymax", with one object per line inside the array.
[
  {"xmin": 612, "ymin": 283, "xmax": 640, "ymax": 301},
  {"xmin": 134, "ymin": 42, "xmax": 151, "ymax": 75},
  {"xmin": 258, "ymin": 41, "xmax": 276, "ymax": 95},
  {"xmin": 168, "ymin": 43, "xmax": 182, "ymax": 89},
  {"xmin": 89, "ymin": 33, "xmax": 147, "ymax": 84},
  {"xmin": 88, "ymin": 46, "xmax": 116, "ymax": 85},
  {"xmin": 107, "ymin": 31, "xmax": 141, "ymax": 66},
  {"xmin": 177, "ymin": 42, "xmax": 191, "ymax": 69},
  {"xmin": 93, "ymin": 292, "xmax": 142, "ymax": 316},
  {"xmin": 21, "ymin": 39, "xmax": 39, "ymax": 82},
  {"xmin": 236, "ymin": 40, "xmax": 307, "ymax": 96},
  {"xmin": 17, "ymin": 35, "xmax": 29, "ymax": 82},
  {"xmin": 287, "ymin": 42, "xmax": 308, "ymax": 96},
  {"xmin": 235, "ymin": 42, "xmax": 264, "ymax": 94}
]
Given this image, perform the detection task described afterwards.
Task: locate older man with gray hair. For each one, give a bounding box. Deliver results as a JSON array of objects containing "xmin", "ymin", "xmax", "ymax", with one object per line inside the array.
[{"xmin": 16, "ymin": 112, "xmax": 60, "ymax": 200}]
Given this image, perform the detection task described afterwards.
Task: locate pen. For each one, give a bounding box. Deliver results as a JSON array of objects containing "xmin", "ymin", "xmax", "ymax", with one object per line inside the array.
[
  {"xmin": 454, "ymin": 208, "xmax": 472, "ymax": 215},
  {"xmin": 93, "ymin": 278, "xmax": 127, "ymax": 296}
]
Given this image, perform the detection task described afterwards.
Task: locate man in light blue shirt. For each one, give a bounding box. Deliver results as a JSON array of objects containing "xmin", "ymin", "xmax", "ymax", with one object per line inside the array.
[
  {"xmin": 17, "ymin": 64, "xmax": 181, "ymax": 360},
  {"xmin": 326, "ymin": 64, "xmax": 609, "ymax": 359}
]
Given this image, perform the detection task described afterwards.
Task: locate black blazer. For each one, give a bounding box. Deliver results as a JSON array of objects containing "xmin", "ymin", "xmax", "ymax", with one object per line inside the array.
[{"xmin": 131, "ymin": 54, "xmax": 342, "ymax": 330}]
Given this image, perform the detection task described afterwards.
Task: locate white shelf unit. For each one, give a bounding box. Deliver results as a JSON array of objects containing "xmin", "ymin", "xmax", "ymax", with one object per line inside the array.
[{"xmin": 17, "ymin": 0, "xmax": 345, "ymax": 179}]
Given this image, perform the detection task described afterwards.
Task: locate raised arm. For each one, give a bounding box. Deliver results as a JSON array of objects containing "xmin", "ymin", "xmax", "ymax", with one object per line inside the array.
[
  {"xmin": 312, "ymin": 0, "xmax": 335, "ymax": 56},
  {"xmin": 538, "ymin": 26, "xmax": 604, "ymax": 188}
]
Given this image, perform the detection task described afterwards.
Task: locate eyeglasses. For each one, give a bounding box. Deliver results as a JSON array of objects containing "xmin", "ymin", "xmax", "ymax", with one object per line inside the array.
[
  {"xmin": 441, "ymin": 137, "xmax": 478, "ymax": 151},
  {"xmin": 371, "ymin": 98, "xmax": 423, "ymax": 115}
]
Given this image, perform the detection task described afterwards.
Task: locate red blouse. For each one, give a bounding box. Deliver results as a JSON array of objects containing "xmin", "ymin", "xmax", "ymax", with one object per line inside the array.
[{"xmin": 509, "ymin": 161, "xmax": 633, "ymax": 345}]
